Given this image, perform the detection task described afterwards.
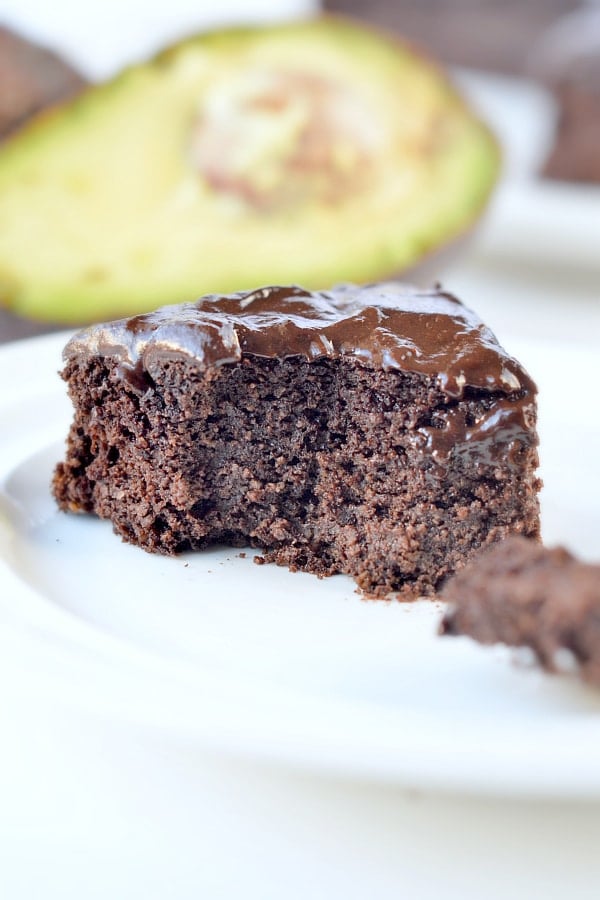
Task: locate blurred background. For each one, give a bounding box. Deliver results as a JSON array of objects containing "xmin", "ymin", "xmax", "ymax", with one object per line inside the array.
[
  {"xmin": 0, "ymin": 0, "xmax": 599, "ymax": 343},
  {"xmin": 326, "ymin": 0, "xmax": 582, "ymax": 75},
  {"xmin": 326, "ymin": 0, "xmax": 600, "ymax": 181}
]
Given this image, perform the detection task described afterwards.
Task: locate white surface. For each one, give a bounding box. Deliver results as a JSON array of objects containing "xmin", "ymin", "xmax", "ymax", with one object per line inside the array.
[
  {"xmin": 5, "ymin": 701, "xmax": 600, "ymax": 900},
  {"xmin": 1, "ymin": 328, "xmax": 600, "ymax": 800},
  {"xmin": 4, "ymin": 701, "xmax": 600, "ymax": 900}
]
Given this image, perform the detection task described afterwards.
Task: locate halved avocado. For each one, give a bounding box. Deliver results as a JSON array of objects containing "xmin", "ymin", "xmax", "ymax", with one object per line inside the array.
[{"xmin": 0, "ymin": 17, "xmax": 499, "ymax": 323}]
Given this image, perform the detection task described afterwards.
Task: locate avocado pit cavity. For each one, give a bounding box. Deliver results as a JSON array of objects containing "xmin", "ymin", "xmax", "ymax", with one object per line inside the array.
[{"xmin": 189, "ymin": 69, "xmax": 383, "ymax": 209}]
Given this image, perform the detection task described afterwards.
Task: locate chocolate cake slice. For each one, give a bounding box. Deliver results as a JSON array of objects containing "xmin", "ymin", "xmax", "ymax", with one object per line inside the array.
[
  {"xmin": 52, "ymin": 283, "xmax": 541, "ymax": 597},
  {"xmin": 441, "ymin": 537, "xmax": 600, "ymax": 684}
]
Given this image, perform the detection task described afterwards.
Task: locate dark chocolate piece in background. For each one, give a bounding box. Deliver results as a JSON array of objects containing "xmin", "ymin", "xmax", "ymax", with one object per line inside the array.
[
  {"xmin": 0, "ymin": 25, "xmax": 87, "ymax": 140},
  {"xmin": 323, "ymin": 0, "xmax": 579, "ymax": 75},
  {"xmin": 528, "ymin": 4, "xmax": 600, "ymax": 183},
  {"xmin": 0, "ymin": 309, "xmax": 66, "ymax": 343},
  {"xmin": 543, "ymin": 73, "xmax": 600, "ymax": 183}
]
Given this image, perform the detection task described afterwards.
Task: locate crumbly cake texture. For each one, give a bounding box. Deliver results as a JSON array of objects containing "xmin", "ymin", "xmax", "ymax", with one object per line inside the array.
[
  {"xmin": 441, "ymin": 537, "xmax": 600, "ymax": 683},
  {"xmin": 52, "ymin": 283, "xmax": 541, "ymax": 597}
]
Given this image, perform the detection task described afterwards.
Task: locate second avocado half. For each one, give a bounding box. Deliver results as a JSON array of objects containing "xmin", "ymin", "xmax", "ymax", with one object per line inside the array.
[{"xmin": 0, "ymin": 17, "xmax": 499, "ymax": 323}]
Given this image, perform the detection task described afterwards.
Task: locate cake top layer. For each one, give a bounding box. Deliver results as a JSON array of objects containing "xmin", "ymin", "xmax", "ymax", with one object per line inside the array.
[{"xmin": 64, "ymin": 283, "xmax": 535, "ymax": 399}]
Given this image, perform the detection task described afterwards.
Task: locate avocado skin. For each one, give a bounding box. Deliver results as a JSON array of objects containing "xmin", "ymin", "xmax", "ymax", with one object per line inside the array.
[
  {"xmin": 0, "ymin": 26, "xmax": 87, "ymax": 141},
  {"xmin": 0, "ymin": 16, "xmax": 500, "ymax": 325}
]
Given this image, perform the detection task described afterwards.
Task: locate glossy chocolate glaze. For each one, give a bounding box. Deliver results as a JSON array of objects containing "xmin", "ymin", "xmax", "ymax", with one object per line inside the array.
[{"xmin": 63, "ymin": 282, "xmax": 538, "ymax": 469}]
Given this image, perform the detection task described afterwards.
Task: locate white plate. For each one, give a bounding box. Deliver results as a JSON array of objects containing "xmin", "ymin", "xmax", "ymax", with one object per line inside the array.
[{"xmin": 1, "ymin": 330, "xmax": 599, "ymax": 799}]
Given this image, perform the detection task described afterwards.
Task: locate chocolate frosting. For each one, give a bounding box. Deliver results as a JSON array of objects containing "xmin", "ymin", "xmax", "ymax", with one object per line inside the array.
[
  {"xmin": 64, "ymin": 283, "xmax": 538, "ymax": 469},
  {"xmin": 65, "ymin": 282, "xmax": 534, "ymax": 396}
]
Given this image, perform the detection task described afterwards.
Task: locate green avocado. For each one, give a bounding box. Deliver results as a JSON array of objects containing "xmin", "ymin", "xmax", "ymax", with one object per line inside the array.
[{"xmin": 0, "ymin": 17, "xmax": 499, "ymax": 323}]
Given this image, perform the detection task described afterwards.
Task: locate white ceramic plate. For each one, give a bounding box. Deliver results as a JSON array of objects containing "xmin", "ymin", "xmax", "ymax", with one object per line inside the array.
[{"xmin": 1, "ymin": 330, "xmax": 599, "ymax": 798}]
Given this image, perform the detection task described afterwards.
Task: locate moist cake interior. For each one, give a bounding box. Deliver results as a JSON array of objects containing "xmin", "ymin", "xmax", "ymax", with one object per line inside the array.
[{"xmin": 53, "ymin": 284, "xmax": 541, "ymax": 597}]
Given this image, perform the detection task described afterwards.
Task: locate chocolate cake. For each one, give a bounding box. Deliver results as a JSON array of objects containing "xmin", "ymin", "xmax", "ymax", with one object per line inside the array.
[
  {"xmin": 441, "ymin": 537, "xmax": 600, "ymax": 683},
  {"xmin": 52, "ymin": 283, "xmax": 540, "ymax": 597}
]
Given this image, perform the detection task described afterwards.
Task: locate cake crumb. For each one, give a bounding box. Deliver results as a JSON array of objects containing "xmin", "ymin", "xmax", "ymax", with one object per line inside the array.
[{"xmin": 441, "ymin": 537, "xmax": 600, "ymax": 686}]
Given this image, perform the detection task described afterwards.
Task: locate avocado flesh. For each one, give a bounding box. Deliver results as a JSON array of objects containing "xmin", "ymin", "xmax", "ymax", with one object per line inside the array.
[{"xmin": 0, "ymin": 18, "xmax": 499, "ymax": 323}]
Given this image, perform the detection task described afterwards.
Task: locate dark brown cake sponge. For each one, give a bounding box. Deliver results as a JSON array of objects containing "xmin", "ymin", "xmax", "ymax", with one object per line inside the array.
[
  {"xmin": 53, "ymin": 283, "xmax": 541, "ymax": 597},
  {"xmin": 441, "ymin": 537, "xmax": 600, "ymax": 684}
]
